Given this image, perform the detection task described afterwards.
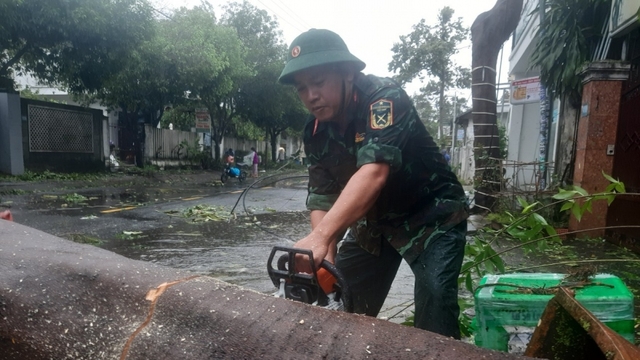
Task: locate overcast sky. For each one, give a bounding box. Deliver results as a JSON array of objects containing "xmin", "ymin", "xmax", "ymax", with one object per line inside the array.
[{"xmin": 153, "ymin": 0, "xmax": 511, "ymax": 97}]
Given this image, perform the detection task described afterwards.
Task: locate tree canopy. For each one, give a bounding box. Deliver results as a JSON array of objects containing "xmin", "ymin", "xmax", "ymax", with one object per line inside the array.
[
  {"xmin": 220, "ymin": 0, "xmax": 285, "ymax": 66},
  {"xmin": 389, "ymin": 7, "xmax": 470, "ymax": 137},
  {"xmin": 530, "ymin": 0, "xmax": 610, "ymax": 108},
  {"xmin": 238, "ymin": 62, "xmax": 307, "ymax": 162},
  {"xmin": 0, "ymin": 0, "xmax": 154, "ymax": 92},
  {"xmin": 3, "ymin": 0, "xmax": 309, "ymax": 163}
]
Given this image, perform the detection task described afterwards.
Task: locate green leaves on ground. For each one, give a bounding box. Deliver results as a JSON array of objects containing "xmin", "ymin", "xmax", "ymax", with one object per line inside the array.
[
  {"xmin": 461, "ymin": 172, "xmax": 627, "ymax": 293},
  {"xmin": 180, "ymin": 204, "xmax": 231, "ymax": 223},
  {"xmin": 63, "ymin": 193, "xmax": 88, "ymax": 204},
  {"xmin": 552, "ymin": 171, "xmax": 625, "ymax": 221}
]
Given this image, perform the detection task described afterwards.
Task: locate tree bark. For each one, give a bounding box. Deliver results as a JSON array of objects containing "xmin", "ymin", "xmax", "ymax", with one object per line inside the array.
[
  {"xmin": 471, "ymin": 0, "xmax": 523, "ymax": 211},
  {"xmin": 438, "ymin": 81, "xmax": 446, "ymax": 140},
  {"xmin": 270, "ymin": 128, "xmax": 278, "ymax": 164},
  {"xmin": 1, "ymin": 219, "xmax": 525, "ymax": 360}
]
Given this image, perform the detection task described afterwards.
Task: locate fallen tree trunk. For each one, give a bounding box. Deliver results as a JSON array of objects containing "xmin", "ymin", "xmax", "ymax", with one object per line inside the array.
[{"xmin": 0, "ymin": 221, "xmax": 528, "ymax": 359}]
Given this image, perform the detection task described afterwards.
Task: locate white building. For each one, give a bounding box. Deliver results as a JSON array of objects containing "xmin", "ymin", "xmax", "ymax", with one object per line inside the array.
[
  {"xmin": 506, "ymin": 0, "xmax": 561, "ymax": 191},
  {"xmin": 506, "ymin": 0, "xmax": 640, "ymax": 191}
]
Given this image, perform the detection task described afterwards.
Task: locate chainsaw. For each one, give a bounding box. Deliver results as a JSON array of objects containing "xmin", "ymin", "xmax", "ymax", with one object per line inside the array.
[{"xmin": 267, "ymin": 246, "xmax": 352, "ymax": 312}]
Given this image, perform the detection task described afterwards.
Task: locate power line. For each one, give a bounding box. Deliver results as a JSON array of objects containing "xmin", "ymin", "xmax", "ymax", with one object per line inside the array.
[
  {"xmin": 253, "ymin": 0, "xmax": 306, "ymax": 34},
  {"xmin": 151, "ymin": 7, "xmax": 172, "ymax": 19},
  {"xmin": 271, "ymin": 0, "xmax": 313, "ymax": 31}
]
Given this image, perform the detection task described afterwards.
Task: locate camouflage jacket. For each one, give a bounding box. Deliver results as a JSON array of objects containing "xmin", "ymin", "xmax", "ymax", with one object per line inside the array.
[{"xmin": 304, "ymin": 73, "xmax": 468, "ymax": 264}]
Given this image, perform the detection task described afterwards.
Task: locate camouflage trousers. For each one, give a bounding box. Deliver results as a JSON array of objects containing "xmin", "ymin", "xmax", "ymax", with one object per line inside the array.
[{"xmin": 335, "ymin": 221, "xmax": 466, "ymax": 338}]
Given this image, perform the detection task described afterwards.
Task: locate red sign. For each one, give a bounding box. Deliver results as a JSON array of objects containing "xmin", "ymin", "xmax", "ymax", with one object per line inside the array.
[{"xmin": 195, "ymin": 108, "xmax": 211, "ymax": 130}]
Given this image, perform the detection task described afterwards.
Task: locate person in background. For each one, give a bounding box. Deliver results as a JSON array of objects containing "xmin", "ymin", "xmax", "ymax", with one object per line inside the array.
[
  {"xmin": 443, "ymin": 149, "xmax": 451, "ymax": 164},
  {"xmin": 277, "ymin": 29, "xmax": 468, "ymax": 338},
  {"xmin": 251, "ymin": 147, "xmax": 259, "ymax": 177},
  {"xmin": 224, "ymin": 148, "xmax": 235, "ymax": 168}
]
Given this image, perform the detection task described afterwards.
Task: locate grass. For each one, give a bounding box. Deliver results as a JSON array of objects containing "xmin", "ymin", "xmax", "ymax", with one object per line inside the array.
[{"xmin": 66, "ymin": 234, "xmax": 103, "ymax": 246}]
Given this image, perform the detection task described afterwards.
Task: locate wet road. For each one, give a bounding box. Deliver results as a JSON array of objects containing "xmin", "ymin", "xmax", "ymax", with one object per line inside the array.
[
  {"xmin": 3, "ymin": 171, "xmax": 639, "ymax": 334},
  {"xmin": 3, "ymin": 173, "xmax": 416, "ymax": 323}
]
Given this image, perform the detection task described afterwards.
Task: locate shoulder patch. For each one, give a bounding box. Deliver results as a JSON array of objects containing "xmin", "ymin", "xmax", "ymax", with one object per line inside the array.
[{"xmin": 370, "ymin": 99, "xmax": 393, "ymax": 130}]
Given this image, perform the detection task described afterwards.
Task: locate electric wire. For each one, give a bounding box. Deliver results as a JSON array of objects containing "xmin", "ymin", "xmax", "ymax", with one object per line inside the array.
[
  {"xmin": 271, "ymin": 0, "xmax": 313, "ymax": 30},
  {"xmin": 253, "ymin": 0, "xmax": 306, "ymax": 33},
  {"xmin": 230, "ymin": 171, "xmax": 309, "ymax": 241}
]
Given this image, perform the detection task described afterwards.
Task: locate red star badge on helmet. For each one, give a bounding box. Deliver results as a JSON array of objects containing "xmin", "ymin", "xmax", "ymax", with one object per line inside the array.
[{"xmin": 291, "ymin": 46, "xmax": 301, "ymax": 58}]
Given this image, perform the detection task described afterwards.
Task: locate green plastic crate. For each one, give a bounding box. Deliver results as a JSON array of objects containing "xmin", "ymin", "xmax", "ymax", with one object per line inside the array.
[{"xmin": 474, "ymin": 273, "xmax": 635, "ymax": 354}]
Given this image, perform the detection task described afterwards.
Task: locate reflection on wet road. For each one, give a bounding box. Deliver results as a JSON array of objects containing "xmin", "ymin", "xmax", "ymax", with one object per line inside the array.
[
  {"xmin": 70, "ymin": 176, "xmax": 417, "ymax": 323},
  {"xmin": 7, "ymin": 172, "xmax": 412, "ymax": 322}
]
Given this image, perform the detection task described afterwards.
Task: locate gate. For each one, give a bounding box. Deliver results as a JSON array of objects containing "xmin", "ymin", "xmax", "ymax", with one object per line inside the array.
[{"xmin": 606, "ymin": 35, "xmax": 640, "ymax": 253}]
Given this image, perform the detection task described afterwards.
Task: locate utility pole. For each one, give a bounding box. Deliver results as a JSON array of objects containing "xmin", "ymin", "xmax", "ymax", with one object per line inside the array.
[{"xmin": 451, "ymin": 94, "xmax": 457, "ymax": 161}]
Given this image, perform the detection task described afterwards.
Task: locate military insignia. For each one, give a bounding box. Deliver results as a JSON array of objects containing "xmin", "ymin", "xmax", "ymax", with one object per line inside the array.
[
  {"xmin": 370, "ymin": 100, "xmax": 393, "ymax": 129},
  {"xmin": 355, "ymin": 132, "xmax": 365, "ymax": 143},
  {"xmin": 291, "ymin": 46, "xmax": 301, "ymax": 58}
]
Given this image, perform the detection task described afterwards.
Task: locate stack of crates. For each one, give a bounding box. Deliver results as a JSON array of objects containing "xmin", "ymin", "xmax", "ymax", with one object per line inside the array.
[{"xmin": 474, "ymin": 273, "xmax": 634, "ymax": 354}]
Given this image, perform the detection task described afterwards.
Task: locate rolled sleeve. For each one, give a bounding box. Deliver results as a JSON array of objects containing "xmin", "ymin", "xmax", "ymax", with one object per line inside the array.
[{"xmin": 356, "ymin": 143, "xmax": 402, "ymax": 170}]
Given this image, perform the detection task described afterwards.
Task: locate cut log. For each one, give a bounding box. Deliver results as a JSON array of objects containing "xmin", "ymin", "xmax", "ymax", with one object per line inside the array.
[{"xmin": 0, "ymin": 221, "xmax": 530, "ymax": 359}]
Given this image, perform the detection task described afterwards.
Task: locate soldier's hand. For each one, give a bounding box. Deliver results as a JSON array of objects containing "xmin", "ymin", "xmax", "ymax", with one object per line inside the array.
[{"xmin": 293, "ymin": 234, "xmax": 331, "ymax": 273}]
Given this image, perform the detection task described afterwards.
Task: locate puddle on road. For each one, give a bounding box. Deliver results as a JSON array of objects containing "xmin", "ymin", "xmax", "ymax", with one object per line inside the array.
[
  {"xmin": 100, "ymin": 212, "xmax": 309, "ymax": 294},
  {"xmin": 26, "ymin": 187, "xmax": 216, "ymax": 217},
  {"xmin": 94, "ymin": 207, "xmax": 415, "ymax": 322}
]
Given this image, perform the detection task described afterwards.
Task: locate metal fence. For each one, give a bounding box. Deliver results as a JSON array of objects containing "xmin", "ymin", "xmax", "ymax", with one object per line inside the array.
[
  {"xmin": 144, "ymin": 125, "xmax": 200, "ymax": 160},
  {"xmin": 28, "ymin": 104, "xmax": 94, "ymax": 153}
]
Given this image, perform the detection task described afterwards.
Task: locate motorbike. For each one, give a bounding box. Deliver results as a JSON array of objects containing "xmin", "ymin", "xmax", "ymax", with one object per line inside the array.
[{"xmin": 220, "ymin": 164, "xmax": 247, "ymax": 183}]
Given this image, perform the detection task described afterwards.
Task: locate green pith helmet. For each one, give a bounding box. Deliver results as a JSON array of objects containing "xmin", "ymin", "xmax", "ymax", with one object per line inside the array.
[{"xmin": 278, "ymin": 29, "xmax": 366, "ymax": 85}]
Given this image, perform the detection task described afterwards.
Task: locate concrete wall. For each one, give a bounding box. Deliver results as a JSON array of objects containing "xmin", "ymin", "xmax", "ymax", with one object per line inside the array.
[
  {"xmin": 506, "ymin": 102, "xmax": 542, "ymax": 190},
  {"xmin": 0, "ymin": 92, "xmax": 24, "ymax": 175},
  {"xmin": 555, "ymin": 100, "xmax": 579, "ymax": 184},
  {"xmin": 509, "ymin": 0, "xmax": 540, "ymax": 75}
]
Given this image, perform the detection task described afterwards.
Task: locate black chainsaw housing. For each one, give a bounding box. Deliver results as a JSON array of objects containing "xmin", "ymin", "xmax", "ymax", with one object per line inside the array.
[{"xmin": 267, "ymin": 246, "xmax": 352, "ymax": 312}]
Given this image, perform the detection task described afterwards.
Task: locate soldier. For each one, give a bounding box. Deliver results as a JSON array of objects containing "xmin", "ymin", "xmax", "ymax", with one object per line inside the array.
[{"xmin": 278, "ymin": 29, "xmax": 468, "ymax": 338}]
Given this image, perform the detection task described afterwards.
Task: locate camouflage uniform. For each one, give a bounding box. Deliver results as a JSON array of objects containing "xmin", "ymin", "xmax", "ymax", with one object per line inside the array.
[
  {"xmin": 304, "ymin": 73, "xmax": 468, "ymax": 338},
  {"xmin": 304, "ymin": 73, "xmax": 468, "ymax": 262},
  {"xmin": 279, "ymin": 28, "xmax": 468, "ymax": 338}
]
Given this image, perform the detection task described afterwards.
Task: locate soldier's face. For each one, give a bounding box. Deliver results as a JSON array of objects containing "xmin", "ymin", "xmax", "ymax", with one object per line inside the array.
[{"xmin": 293, "ymin": 65, "xmax": 350, "ymax": 122}]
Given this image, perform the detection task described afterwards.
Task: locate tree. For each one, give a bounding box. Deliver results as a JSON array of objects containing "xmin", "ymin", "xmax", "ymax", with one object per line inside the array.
[
  {"xmin": 220, "ymin": 0, "xmax": 285, "ymax": 66},
  {"xmin": 530, "ymin": 0, "xmax": 610, "ymax": 109},
  {"xmin": 220, "ymin": 1, "xmax": 293, "ymax": 163},
  {"xmin": 411, "ymin": 93, "xmax": 438, "ymax": 136},
  {"xmin": 0, "ymin": 0, "xmax": 154, "ymax": 92},
  {"xmin": 161, "ymin": 6, "xmax": 251, "ymax": 162},
  {"xmin": 160, "ymin": 106, "xmax": 196, "ymax": 131},
  {"xmin": 471, "ymin": 0, "xmax": 523, "ymax": 211},
  {"xmin": 389, "ymin": 7, "xmax": 470, "ymax": 137},
  {"xmin": 91, "ymin": 26, "xmax": 180, "ymax": 128},
  {"xmin": 237, "ymin": 63, "xmax": 307, "ymax": 164}
]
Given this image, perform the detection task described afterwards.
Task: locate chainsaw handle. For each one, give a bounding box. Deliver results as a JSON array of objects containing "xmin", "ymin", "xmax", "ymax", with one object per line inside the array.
[{"xmin": 268, "ymin": 246, "xmax": 352, "ymax": 312}]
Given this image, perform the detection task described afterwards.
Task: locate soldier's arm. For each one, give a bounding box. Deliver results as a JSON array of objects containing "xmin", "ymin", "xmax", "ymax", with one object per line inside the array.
[{"xmin": 294, "ymin": 162, "xmax": 389, "ymax": 270}]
